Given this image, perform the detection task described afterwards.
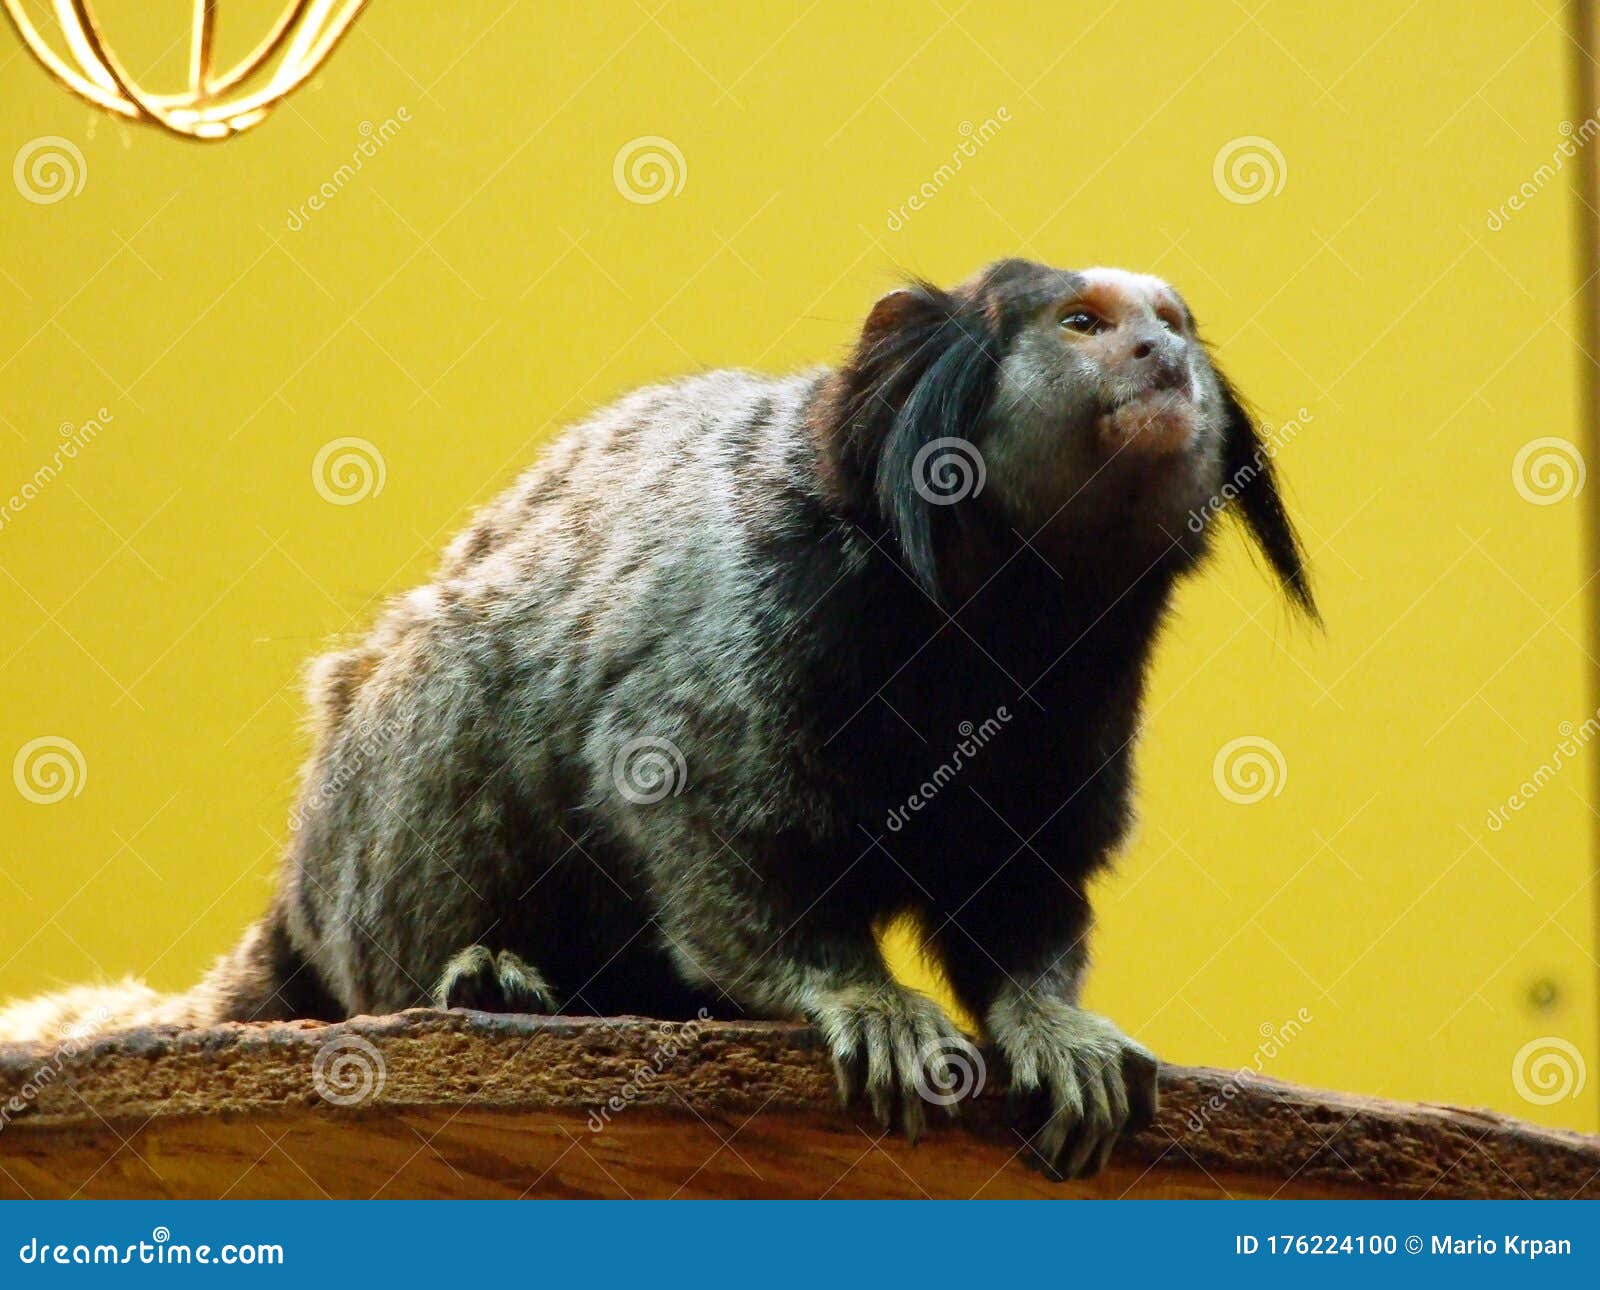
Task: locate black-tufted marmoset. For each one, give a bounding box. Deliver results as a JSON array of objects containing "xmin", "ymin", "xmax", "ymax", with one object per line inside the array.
[{"xmin": 0, "ymin": 258, "xmax": 1315, "ymax": 1179}]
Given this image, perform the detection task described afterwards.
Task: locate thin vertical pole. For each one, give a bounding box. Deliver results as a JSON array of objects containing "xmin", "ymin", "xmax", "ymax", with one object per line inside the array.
[{"xmin": 1569, "ymin": 0, "xmax": 1600, "ymax": 1124}]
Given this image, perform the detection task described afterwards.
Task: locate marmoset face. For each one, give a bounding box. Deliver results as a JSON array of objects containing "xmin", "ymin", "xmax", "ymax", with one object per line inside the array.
[{"xmin": 980, "ymin": 266, "xmax": 1230, "ymax": 547}]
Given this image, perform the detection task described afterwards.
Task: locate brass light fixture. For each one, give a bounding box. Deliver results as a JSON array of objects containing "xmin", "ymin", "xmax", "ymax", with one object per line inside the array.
[{"xmin": 3, "ymin": 0, "xmax": 369, "ymax": 141}]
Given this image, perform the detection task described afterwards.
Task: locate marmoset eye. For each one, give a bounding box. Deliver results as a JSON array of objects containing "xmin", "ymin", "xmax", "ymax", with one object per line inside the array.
[{"xmin": 1060, "ymin": 309, "xmax": 1103, "ymax": 334}]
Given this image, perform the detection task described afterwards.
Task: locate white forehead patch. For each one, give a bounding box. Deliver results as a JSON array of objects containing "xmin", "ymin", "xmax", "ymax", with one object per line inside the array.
[{"xmin": 1079, "ymin": 266, "xmax": 1178, "ymax": 306}]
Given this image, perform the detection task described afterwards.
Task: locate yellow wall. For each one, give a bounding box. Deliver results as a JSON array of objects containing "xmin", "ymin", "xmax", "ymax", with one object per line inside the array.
[{"xmin": 2, "ymin": 2, "xmax": 1595, "ymax": 1132}]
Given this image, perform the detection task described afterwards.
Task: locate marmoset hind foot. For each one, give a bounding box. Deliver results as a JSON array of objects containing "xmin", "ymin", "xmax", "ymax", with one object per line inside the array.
[{"xmin": 434, "ymin": 946, "xmax": 557, "ymax": 1014}]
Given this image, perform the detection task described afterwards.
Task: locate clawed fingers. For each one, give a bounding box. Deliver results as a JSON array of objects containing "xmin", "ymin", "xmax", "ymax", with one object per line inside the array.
[
  {"xmin": 820, "ymin": 989, "xmax": 1156, "ymax": 1176},
  {"xmin": 1122, "ymin": 1040, "xmax": 1160, "ymax": 1133},
  {"xmin": 1003, "ymin": 1012, "xmax": 1160, "ymax": 1181},
  {"xmin": 813, "ymin": 985, "xmax": 983, "ymax": 1143}
]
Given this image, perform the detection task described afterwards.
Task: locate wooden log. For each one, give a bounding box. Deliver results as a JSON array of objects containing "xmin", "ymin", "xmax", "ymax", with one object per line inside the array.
[{"xmin": 0, "ymin": 1011, "xmax": 1594, "ymax": 1199}]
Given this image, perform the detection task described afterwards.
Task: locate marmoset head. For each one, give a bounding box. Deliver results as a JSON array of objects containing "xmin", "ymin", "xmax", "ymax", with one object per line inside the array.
[{"xmin": 813, "ymin": 257, "xmax": 1316, "ymax": 618}]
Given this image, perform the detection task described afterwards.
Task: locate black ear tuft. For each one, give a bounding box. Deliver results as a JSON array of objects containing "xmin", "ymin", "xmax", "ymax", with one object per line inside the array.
[
  {"xmin": 811, "ymin": 282, "xmax": 1002, "ymax": 602},
  {"xmin": 1215, "ymin": 373, "xmax": 1320, "ymax": 623},
  {"xmin": 873, "ymin": 314, "xmax": 998, "ymax": 598}
]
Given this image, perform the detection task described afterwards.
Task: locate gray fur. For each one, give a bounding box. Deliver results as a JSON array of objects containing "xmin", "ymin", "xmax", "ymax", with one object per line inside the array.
[{"xmin": 287, "ymin": 368, "xmax": 856, "ymax": 1017}]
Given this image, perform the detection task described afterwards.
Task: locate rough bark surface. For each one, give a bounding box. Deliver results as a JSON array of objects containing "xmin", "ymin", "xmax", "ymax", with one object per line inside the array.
[{"xmin": 0, "ymin": 1012, "xmax": 1594, "ymax": 1199}]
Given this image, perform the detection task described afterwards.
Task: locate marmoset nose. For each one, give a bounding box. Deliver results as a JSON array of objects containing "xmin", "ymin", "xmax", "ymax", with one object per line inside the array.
[{"xmin": 1127, "ymin": 330, "xmax": 1187, "ymax": 390}]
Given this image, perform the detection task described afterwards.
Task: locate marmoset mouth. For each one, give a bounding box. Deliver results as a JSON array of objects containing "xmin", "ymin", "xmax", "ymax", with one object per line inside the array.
[{"xmin": 1097, "ymin": 389, "xmax": 1197, "ymax": 455}]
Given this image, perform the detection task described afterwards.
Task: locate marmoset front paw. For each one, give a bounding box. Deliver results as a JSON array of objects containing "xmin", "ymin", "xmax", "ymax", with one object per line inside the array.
[
  {"xmin": 808, "ymin": 981, "xmax": 973, "ymax": 1142},
  {"xmin": 989, "ymin": 995, "xmax": 1158, "ymax": 1180}
]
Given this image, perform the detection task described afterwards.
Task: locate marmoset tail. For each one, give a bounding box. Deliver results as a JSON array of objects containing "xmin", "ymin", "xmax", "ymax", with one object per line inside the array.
[{"xmin": 1, "ymin": 258, "xmax": 1314, "ymax": 1179}]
